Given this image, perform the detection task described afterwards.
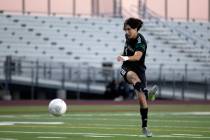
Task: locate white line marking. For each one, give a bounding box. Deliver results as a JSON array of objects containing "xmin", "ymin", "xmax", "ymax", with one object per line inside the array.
[
  {"xmin": 0, "ymin": 130, "xmax": 139, "ymax": 137},
  {"xmin": 6, "ymin": 112, "xmax": 210, "ymax": 118},
  {"xmin": 21, "ymin": 115, "xmax": 45, "ymax": 117},
  {"xmin": 0, "ymin": 130, "xmax": 210, "ymax": 139},
  {"xmin": 68, "ymin": 113, "xmax": 138, "ymax": 117},
  {"xmin": 169, "ymin": 112, "xmax": 210, "ymax": 116},
  {"xmin": 0, "ymin": 122, "xmax": 14, "ymax": 126},
  {"xmin": 0, "ymin": 122, "xmax": 63, "ymax": 126},
  {"xmin": 67, "ymin": 112, "xmax": 210, "ymax": 117},
  {"xmin": 61, "ymin": 117, "xmax": 210, "ymax": 124},
  {"xmin": 0, "ymin": 138, "xmax": 17, "ymax": 140},
  {"xmin": 84, "ymin": 135, "xmax": 114, "ymax": 138},
  {"xmin": 2, "ymin": 123, "xmax": 210, "ymax": 133},
  {"xmin": 37, "ymin": 136, "xmax": 66, "ymax": 139},
  {"xmin": 65, "ymin": 123, "xmax": 210, "ymax": 129},
  {"xmin": 13, "ymin": 122, "xmax": 64, "ymax": 125},
  {"xmin": 151, "ymin": 119, "xmax": 210, "ymax": 123},
  {"xmin": 0, "ymin": 115, "xmax": 15, "ymax": 118},
  {"xmin": 172, "ymin": 134, "xmax": 203, "ymax": 136}
]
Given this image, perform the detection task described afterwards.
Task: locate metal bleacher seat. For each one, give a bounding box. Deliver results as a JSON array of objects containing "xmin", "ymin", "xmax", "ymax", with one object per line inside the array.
[{"xmin": 0, "ymin": 13, "xmax": 210, "ymax": 83}]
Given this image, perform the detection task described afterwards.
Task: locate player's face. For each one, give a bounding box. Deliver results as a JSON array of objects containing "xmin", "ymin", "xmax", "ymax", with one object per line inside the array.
[{"xmin": 124, "ymin": 25, "xmax": 138, "ymax": 39}]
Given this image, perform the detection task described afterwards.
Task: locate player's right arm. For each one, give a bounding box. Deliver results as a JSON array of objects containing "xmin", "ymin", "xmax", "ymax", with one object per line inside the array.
[{"xmin": 117, "ymin": 51, "xmax": 143, "ymax": 62}]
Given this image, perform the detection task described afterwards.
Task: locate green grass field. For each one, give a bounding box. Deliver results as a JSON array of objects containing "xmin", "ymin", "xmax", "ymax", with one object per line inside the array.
[{"xmin": 0, "ymin": 103, "xmax": 210, "ymax": 140}]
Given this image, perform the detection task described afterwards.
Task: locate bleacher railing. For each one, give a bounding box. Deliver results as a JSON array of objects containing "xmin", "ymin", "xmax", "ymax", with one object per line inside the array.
[{"xmin": 0, "ymin": 56, "xmax": 209, "ymax": 100}]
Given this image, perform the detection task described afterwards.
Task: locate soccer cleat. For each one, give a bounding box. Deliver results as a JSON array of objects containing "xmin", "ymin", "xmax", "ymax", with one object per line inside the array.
[
  {"xmin": 148, "ymin": 85, "xmax": 158, "ymax": 101},
  {"xmin": 142, "ymin": 127, "xmax": 153, "ymax": 137}
]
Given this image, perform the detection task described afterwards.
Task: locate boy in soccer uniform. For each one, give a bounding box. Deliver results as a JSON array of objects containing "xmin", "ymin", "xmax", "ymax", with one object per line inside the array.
[{"xmin": 117, "ymin": 17, "xmax": 157, "ymax": 137}]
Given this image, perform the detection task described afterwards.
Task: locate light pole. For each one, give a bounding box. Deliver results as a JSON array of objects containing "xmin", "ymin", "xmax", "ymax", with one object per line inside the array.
[
  {"xmin": 187, "ymin": 0, "xmax": 190, "ymax": 21},
  {"xmin": 209, "ymin": 0, "xmax": 210, "ymax": 22},
  {"xmin": 22, "ymin": 0, "xmax": 25, "ymax": 14},
  {"xmin": 165, "ymin": 0, "xmax": 168, "ymax": 20},
  {"xmin": 73, "ymin": 0, "xmax": 76, "ymax": 16},
  {"xmin": 48, "ymin": 0, "xmax": 51, "ymax": 16}
]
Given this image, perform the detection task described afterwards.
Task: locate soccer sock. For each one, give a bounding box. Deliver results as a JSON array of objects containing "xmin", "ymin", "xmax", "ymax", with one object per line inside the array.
[
  {"xmin": 144, "ymin": 89, "xmax": 148, "ymax": 100},
  {"xmin": 140, "ymin": 108, "xmax": 148, "ymax": 128}
]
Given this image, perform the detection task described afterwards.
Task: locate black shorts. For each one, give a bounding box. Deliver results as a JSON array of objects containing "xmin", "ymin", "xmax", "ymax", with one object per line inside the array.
[{"xmin": 120, "ymin": 64, "xmax": 147, "ymax": 88}]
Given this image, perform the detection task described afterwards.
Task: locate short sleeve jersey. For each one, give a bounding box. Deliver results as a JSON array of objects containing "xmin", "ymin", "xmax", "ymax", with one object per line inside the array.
[{"xmin": 122, "ymin": 33, "xmax": 147, "ymax": 69}]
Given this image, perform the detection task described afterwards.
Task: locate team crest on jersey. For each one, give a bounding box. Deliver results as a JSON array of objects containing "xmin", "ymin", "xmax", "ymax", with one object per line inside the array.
[{"xmin": 137, "ymin": 36, "xmax": 142, "ymax": 44}]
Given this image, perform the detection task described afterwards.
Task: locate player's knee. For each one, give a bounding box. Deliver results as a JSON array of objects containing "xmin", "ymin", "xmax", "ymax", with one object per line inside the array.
[{"xmin": 133, "ymin": 82, "xmax": 144, "ymax": 92}]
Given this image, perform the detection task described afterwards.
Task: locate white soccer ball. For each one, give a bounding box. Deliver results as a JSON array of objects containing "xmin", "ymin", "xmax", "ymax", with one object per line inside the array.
[{"xmin": 48, "ymin": 98, "xmax": 67, "ymax": 117}]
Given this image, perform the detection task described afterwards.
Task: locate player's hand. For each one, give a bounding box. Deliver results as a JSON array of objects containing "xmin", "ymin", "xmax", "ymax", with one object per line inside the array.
[{"xmin": 117, "ymin": 56, "xmax": 129, "ymax": 62}]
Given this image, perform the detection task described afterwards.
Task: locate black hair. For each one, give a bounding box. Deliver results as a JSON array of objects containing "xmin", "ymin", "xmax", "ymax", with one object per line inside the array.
[{"xmin": 123, "ymin": 17, "xmax": 143, "ymax": 31}]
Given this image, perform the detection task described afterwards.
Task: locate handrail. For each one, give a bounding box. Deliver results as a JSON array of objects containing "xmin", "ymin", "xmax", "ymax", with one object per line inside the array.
[{"xmin": 132, "ymin": 5, "xmax": 210, "ymax": 49}]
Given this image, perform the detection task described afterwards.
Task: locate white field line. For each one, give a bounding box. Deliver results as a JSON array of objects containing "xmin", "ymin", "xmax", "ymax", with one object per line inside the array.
[
  {"xmin": 0, "ymin": 118, "xmax": 210, "ymax": 127},
  {"xmin": 37, "ymin": 136, "xmax": 66, "ymax": 139},
  {"xmin": 151, "ymin": 119, "xmax": 210, "ymax": 124},
  {"xmin": 84, "ymin": 135, "xmax": 114, "ymax": 138},
  {"xmin": 47, "ymin": 117, "xmax": 210, "ymax": 124},
  {"xmin": 0, "ymin": 115, "xmax": 15, "ymax": 118},
  {"xmin": 1, "ymin": 116, "xmax": 210, "ymax": 130},
  {"xmin": 1, "ymin": 121, "xmax": 210, "ymax": 130},
  {"xmin": 1, "ymin": 124, "xmax": 210, "ymax": 133},
  {"xmin": 0, "ymin": 130, "xmax": 139, "ymax": 137},
  {"xmin": 68, "ymin": 112, "xmax": 210, "ymax": 116},
  {"xmin": 0, "ymin": 138, "xmax": 17, "ymax": 140},
  {"xmin": 64, "ymin": 123, "xmax": 210, "ymax": 130},
  {"xmin": 1, "ymin": 112, "xmax": 210, "ymax": 118},
  {"xmin": 169, "ymin": 112, "xmax": 210, "ymax": 115},
  {"xmin": 0, "ymin": 122, "xmax": 63, "ymax": 126},
  {"xmin": 0, "ymin": 130, "xmax": 210, "ymax": 139},
  {"xmin": 172, "ymin": 134, "xmax": 203, "ymax": 136},
  {"xmin": 9, "ymin": 113, "xmax": 208, "ymax": 123}
]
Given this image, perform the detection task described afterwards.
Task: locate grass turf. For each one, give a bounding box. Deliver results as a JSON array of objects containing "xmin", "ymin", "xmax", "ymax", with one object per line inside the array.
[{"xmin": 0, "ymin": 103, "xmax": 210, "ymax": 140}]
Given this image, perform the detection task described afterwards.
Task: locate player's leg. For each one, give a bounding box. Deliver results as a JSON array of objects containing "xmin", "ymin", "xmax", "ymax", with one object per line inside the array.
[{"xmin": 126, "ymin": 71, "xmax": 152, "ymax": 137}]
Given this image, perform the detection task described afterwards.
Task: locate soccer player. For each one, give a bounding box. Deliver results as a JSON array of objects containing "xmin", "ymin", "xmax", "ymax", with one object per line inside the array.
[{"xmin": 117, "ymin": 17, "xmax": 157, "ymax": 137}]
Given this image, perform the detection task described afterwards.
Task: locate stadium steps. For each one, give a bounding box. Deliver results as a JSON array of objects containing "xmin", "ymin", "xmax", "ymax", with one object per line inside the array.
[
  {"xmin": 0, "ymin": 13, "xmax": 210, "ymax": 84},
  {"xmin": 143, "ymin": 19, "xmax": 210, "ymax": 68}
]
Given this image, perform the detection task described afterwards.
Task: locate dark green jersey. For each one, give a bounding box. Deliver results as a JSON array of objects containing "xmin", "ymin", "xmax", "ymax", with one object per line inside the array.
[{"xmin": 122, "ymin": 33, "xmax": 147, "ymax": 69}]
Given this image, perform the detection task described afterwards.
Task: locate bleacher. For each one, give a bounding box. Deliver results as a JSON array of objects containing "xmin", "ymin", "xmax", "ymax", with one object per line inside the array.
[
  {"xmin": 0, "ymin": 12, "xmax": 210, "ymax": 98},
  {"xmin": 0, "ymin": 14, "xmax": 123, "ymax": 68}
]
